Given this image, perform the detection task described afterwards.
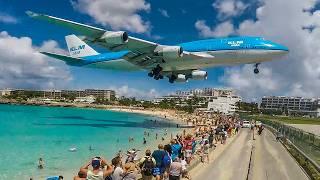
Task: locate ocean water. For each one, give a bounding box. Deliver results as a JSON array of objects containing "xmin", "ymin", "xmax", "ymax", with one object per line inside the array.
[{"xmin": 0, "ymin": 104, "xmax": 178, "ymax": 180}]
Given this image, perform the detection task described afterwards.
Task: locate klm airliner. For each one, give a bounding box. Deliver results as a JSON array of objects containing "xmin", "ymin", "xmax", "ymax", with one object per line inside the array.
[{"xmin": 27, "ymin": 11, "xmax": 289, "ymax": 83}]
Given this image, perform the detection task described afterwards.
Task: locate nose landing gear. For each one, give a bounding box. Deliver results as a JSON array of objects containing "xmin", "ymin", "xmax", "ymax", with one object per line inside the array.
[{"xmin": 254, "ymin": 63, "xmax": 260, "ymax": 74}]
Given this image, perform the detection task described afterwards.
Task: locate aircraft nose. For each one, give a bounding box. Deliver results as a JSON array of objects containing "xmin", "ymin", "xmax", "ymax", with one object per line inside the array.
[{"xmin": 262, "ymin": 41, "xmax": 289, "ymax": 56}]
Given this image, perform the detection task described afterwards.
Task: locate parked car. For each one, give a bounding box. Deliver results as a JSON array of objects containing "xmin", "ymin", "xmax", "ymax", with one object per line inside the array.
[{"xmin": 242, "ymin": 120, "xmax": 251, "ymax": 128}]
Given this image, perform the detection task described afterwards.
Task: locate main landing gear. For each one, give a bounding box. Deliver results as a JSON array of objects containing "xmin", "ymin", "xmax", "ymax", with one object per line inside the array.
[
  {"xmin": 148, "ymin": 65, "xmax": 163, "ymax": 80},
  {"xmin": 169, "ymin": 74, "xmax": 177, "ymax": 83},
  {"xmin": 254, "ymin": 63, "xmax": 260, "ymax": 74}
]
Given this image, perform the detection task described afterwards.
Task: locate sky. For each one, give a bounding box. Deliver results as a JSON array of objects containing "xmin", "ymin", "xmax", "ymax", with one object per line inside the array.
[{"xmin": 0, "ymin": 0, "xmax": 320, "ymax": 101}]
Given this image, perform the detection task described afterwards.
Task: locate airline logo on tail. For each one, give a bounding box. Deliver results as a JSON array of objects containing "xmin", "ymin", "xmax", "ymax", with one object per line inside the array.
[
  {"xmin": 70, "ymin": 45, "xmax": 85, "ymax": 52},
  {"xmin": 70, "ymin": 44, "xmax": 86, "ymax": 56},
  {"xmin": 65, "ymin": 34, "xmax": 99, "ymax": 58}
]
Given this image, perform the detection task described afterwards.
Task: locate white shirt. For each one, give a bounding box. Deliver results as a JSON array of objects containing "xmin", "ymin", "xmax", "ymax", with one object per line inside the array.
[
  {"xmin": 181, "ymin": 160, "xmax": 187, "ymax": 171},
  {"xmin": 111, "ymin": 166, "xmax": 124, "ymax": 180}
]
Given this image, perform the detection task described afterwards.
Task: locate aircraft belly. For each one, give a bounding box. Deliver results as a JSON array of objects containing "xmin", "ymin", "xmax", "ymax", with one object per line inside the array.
[{"xmin": 162, "ymin": 50, "xmax": 279, "ymax": 71}]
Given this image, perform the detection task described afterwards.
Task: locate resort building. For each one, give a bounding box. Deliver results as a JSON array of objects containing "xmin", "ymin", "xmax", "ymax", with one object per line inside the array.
[
  {"xmin": 207, "ymin": 95, "xmax": 242, "ymax": 114},
  {"xmin": 153, "ymin": 87, "xmax": 241, "ymax": 112},
  {"xmin": 74, "ymin": 95, "xmax": 96, "ymax": 104},
  {"xmin": 84, "ymin": 89, "xmax": 116, "ymax": 100},
  {"xmin": 261, "ymin": 96, "xmax": 320, "ymax": 117},
  {"xmin": 0, "ymin": 88, "xmax": 116, "ymax": 101}
]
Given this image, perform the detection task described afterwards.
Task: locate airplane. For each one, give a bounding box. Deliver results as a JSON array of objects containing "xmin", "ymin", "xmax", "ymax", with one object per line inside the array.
[{"xmin": 26, "ymin": 11, "xmax": 289, "ymax": 83}]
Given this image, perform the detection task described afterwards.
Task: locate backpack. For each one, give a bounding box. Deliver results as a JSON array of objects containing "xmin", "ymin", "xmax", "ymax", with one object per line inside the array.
[{"xmin": 142, "ymin": 157, "xmax": 155, "ymax": 176}]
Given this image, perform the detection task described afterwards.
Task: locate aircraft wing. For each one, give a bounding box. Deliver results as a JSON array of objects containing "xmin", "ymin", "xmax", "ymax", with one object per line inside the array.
[{"xmin": 26, "ymin": 11, "xmax": 157, "ymax": 53}]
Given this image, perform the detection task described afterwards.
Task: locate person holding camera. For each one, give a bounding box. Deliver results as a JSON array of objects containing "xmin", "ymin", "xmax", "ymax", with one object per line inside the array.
[{"xmin": 77, "ymin": 156, "xmax": 114, "ymax": 180}]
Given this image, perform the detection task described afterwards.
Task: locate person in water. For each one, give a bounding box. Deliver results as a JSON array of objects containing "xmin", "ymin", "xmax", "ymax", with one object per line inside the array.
[
  {"xmin": 143, "ymin": 137, "xmax": 147, "ymax": 144},
  {"xmin": 38, "ymin": 158, "xmax": 44, "ymax": 169}
]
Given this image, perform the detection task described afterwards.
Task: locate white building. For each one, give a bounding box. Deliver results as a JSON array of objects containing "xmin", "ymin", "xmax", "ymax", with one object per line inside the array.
[
  {"xmin": 74, "ymin": 96, "xmax": 96, "ymax": 104},
  {"xmin": 0, "ymin": 89, "xmax": 13, "ymax": 96},
  {"xmin": 207, "ymin": 95, "xmax": 242, "ymax": 114},
  {"xmin": 261, "ymin": 96, "xmax": 320, "ymax": 117}
]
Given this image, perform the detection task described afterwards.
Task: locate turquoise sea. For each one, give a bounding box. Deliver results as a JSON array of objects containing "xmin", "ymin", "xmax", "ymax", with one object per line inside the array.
[{"xmin": 0, "ymin": 104, "xmax": 178, "ymax": 180}]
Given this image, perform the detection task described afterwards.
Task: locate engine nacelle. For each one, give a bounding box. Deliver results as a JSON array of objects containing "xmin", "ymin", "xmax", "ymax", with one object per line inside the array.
[
  {"xmin": 100, "ymin": 31, "xmax": 128, "ymax": 45},
  {"xmin": 157, "ymin": 46, "xmax": 183, "ymax": 60},
  {"xmin": 175, "ymin": 74, "xmax": 188, "ymax": 83},
  {"xmin": 191, "ymin": 70, "xmax": 208, "ymax": 80}
]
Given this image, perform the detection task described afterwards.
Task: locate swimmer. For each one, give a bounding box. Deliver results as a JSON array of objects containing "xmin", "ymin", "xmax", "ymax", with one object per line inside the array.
[
  {"xmin": 143, "ymin": 137, "xmax": 147, "ymax": 144},
  {"xmin": 38, "ymin": 158, "xmax": 44, "ymax": 169}
]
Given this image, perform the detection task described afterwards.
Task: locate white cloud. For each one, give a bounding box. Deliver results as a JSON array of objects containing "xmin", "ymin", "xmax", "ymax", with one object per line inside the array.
[
  {"xmin": 71, "ymin": 0, "xmax": 151, "ymax": 33},
  {"xmin": 213, "ymin": 0, "xmax": 248, "ymax": 19},
  {"xmin": 109, "ymin": 85, "xmax": 160, "ymax": 99},
  {"xmin": 158, "ymin": 8, "xmax": 170, "ymax": 18},
  {"xmin": 195, "ymin": 20, "xmax": 235, "ymax": 37},
  {"xmin": 220, "ymin": 0, "xmax": 320, "ymax": 101},
  {"xmin": 0, "ymin": 31, "xmax": 71, "ymax": 89},
  {"xmin": 0, "ymin": 13, "xmax": 18, "ymax": 24}
]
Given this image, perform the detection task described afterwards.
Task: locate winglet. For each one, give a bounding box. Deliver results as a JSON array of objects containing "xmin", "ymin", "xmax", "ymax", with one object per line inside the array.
[{"xmin": 26, "ymin": 11, "xmax": 39, "ymax": 17}]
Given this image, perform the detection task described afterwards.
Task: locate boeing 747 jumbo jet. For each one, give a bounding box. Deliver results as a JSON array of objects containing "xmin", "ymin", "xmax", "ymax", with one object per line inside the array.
[{"xmin": 27, "ymin": 11, "xmax": 289, "ymax": 83}]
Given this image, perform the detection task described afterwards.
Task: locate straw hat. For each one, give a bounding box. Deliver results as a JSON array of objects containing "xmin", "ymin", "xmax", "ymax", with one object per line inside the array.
[{"xmin": 124, "ymin": 162, "xmax": 136, "ymax": 172}]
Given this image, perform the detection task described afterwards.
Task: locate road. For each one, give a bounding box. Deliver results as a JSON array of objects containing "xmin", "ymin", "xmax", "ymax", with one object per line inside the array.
[
  {"xmin": 194, "ymin": 129, "xmax": 253, "ymax": 180},
  {"xmin": 249, "ymin": 128, "xmax": 309, "ymax": 180},
  {"xmin": 193, "ymin": 128, "xmax": 309, "ymax": 180}
]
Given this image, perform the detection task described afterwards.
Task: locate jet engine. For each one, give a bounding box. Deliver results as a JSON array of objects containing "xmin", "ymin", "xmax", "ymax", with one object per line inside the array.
[
  {"xmin": 100, "ymin": 31, "xmax": 128, "ymax": 44},
  {"xmin": 191, "ymin": 70, "xmax": 208, "ymax": 80},
  {"xmin": 175, "ymin": 74, "xmax": 188, "ymax": 83},
  {"xmin": 156, "ymin": 46, "xmax": 183, "ymax": 60}
]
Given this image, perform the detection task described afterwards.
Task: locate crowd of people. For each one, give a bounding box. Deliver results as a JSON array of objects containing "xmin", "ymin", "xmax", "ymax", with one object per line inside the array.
[{"xmin": 41, "ymin": 112, "xmax": 242, "ymax": 180}]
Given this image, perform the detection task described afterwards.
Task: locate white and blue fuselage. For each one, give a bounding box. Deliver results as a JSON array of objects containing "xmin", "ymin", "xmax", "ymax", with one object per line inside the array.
[{"xmin": 79, "ymin": 36, "xmax": 288, "ymax": 72}]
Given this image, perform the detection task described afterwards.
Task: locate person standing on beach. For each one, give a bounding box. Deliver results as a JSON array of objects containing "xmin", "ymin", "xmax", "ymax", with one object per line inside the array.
[
  {"xmin": 122, "ymin": 162, "xmax": 137, "ymax": 180},
  {"xmin": 208, "ymin": 132, "xmax": 215, "ymax": 148},
  {"xmin": 171, "ymin": 139, "xmax": 182, "ymax": 161},
  {"xmin": 79, "ymin": 157, "xmax": 113, "ymax": 180},
  {"xmin": 152, "ymin": 144, "xmax": 166, "ymax": 180},
  {"xmin": 139, "ymin": 149, "xmax": 156, "ymax": 180},
  {"xmin": 169, "ymin": 157, "xmax": 182, "ymax": 180},
  {"xmin": 201, "ymin": 140, "xmax": 210, "ymax": 163},
  {"xmin": 111, "ymin": 156, "xmax": 123, "ymax": 180},
  {"xmin": 182, "ymin": 134, "xmax": 193, "ymax": 164}
]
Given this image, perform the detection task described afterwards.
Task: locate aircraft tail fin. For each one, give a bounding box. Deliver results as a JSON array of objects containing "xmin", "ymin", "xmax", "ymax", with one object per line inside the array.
[{"xmin": 65, "ymin": 34, "xmax": 99, "ymax": 58}]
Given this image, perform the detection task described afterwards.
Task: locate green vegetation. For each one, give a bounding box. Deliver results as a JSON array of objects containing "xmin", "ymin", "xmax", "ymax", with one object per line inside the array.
[
  {"xmin": 250, "ymin": 114, "xmax": 320, "ymax": 125},
  {"xmin": 236, "ymin": 102, "xmax": 260, "ymax": 114}
]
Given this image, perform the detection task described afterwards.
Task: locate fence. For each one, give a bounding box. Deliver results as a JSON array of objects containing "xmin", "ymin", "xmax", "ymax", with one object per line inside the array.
[{"xmin": 260, "ymin": 119, "xmax": 320, "ymax": 173}]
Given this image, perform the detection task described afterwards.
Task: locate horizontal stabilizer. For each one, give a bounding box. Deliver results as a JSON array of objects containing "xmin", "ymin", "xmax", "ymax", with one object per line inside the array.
[{"xmin": 40, "ymin": 52, "xmax": 88, "ymax": 66}]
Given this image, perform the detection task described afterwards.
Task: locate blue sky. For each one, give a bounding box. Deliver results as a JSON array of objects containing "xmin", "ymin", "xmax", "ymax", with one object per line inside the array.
[{"xmin": 0, "ymin": 0, "xmax": 320, "ymax": 100}]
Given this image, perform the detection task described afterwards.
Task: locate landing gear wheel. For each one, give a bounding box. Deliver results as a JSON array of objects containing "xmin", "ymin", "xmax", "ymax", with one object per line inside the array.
[
  {"xmin": 254, "ymin": 63, "xmax": 260, "ymax": 74},
  {"xmin": 148, "ymin": 72, "xmax": 154, "ymax": 77},
  {"xmin": 169, "ymin": 75, "xmax": 176, "ymax": 83}
]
